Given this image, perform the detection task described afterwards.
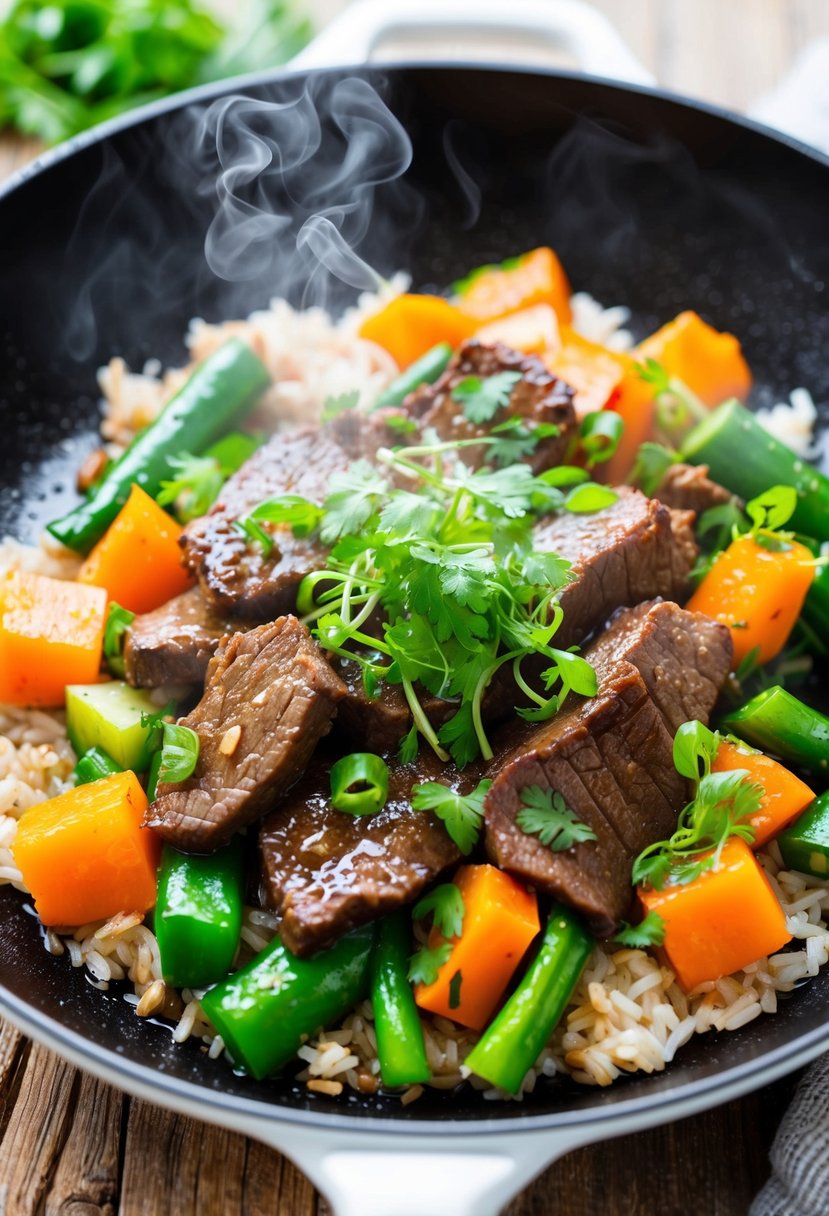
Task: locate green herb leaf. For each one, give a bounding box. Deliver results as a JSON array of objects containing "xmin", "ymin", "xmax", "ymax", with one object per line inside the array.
[
  {"xmin": 564, "ymin": 483, "xmax": 618, "ymax": 514},
  {"xmin": 413, "ymin": 883, "xmax": 465, "ymax": 940},
  {"xmin": 237, "ymin": 494, "xmax": 323, "ymax": 552},
  {"xmin": 746, "ymin": 485, "xmax": 797, "ymax": 537},
  {"xmin": 516, "ymin": 786, "xmax": 598, "ymax": 851},
  {"xmin": 579, "ymin": 411, "xmax": 624, "ymax": 466},
  {"xmin": 102, "ymin": 601, "xmax": 135, "ymax": 677},
  {"xmin": 672, "ymin": 720, "xmax": 721, "ymax": 783},
  {"xmin": 613, "ymin": 911, "xmax": 666, "ymax": 948},
  {"xmin": 451, "ymin": 371, "xmax": 522, "ymax": 423},
  {"xmin": 320, "ymin": 461, "xmax": 390, "ymax": 543},
  {"xmin": 411, "ymin": 778, "xmax": 492, "ymax": 854},
  {"xmin": 157, "ymin": 722, "xmax": 200, "ymax": 785},
  {"xmin": 321, "ymin": 389, "xmax": 360, "ymax": 423},
  {"xmin": 628, "ymin": 441, "xmax": 678, "ymax": 498},
  {"xmin": 407, "ymin": 942, "xmax": 452, "ymax": 987}
]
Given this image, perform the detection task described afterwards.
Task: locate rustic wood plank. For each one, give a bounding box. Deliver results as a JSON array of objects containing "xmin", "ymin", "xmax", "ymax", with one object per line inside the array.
[
  {"xmin": 44, "ymin": 1073, "xmax": 124, "ymax": 1216},
  {"xmin": 243, "ymin": 1137, "xmax": 318, "ymax": 1216}
]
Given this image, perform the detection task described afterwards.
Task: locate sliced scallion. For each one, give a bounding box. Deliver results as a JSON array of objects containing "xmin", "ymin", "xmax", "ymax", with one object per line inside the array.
[{"xmin": 330, "ymin": 753, "xmax": 389, "ymax": 816}]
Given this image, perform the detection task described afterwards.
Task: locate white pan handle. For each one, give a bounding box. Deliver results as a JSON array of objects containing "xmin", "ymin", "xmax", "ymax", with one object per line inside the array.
[
  {"xmin": 748, "ymin": 37, "xmax": 829, "ymax": 155},
  {"xmin": 290, "ymin": 0, "xmax": 655, "ymax": 86}
]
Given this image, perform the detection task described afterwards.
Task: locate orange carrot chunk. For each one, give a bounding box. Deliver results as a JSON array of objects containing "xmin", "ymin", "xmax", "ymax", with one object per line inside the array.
[
  {"xmin": 600, "ymin": 355, "xmax": 665, "ymax": 484},
  {"xmin": 13, "ymin": 771, "xmax": 160, "ymax": 927},
  {"xmin": 358, "ymin": 294, "xmax": 475, "ymax": 370},
  {"xmin": 78, "ymin": 483, "xmax": 193, "ymax": 615},
  {"xmin": 414, "ymin": 864, "xmax": 540, "ymax": 1031},
  {"xmin": 0, "ymin": 571, "xmax": 107, "ymax": 708},
  {"xmin": 474, "ymin": 303, "xmax": 560, "ymax": 356},
  {"xmin": 712, "ymin": 740, "xmax": 815, "ymax": 848},
  {"xmin": 544, "ymin": 326, "xmax": 626, "ymax": 418},
  {"xmin": 455, "ymin": 247, "xmax": 572, "ymax": 326},
  {"xmin": 639, "ymin": 837, "xmax": 791, "ymax": 992},
  {"xmin": 685, "ymin": 533, "xmax": 815, "ymax": 668}
]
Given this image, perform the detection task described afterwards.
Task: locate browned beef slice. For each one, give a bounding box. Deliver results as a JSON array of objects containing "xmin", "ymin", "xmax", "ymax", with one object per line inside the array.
[
  {"xmin": 403, "ymin": 340, "xmax": 576, "ymax": 472},
  {"xmin": 259, "ymin": 750, "xmax": 464, "ymax": 955},
  {"xmin": 145, "ymin": 617, "xmax": 346, "ymax": 852},
  {"xmin": 124, "ymin": 588, "xmax": 247, "ymax": 688},
  {"xmin": 534, "ymin": 487, "xmax": 698, "ymax": 649},
  {"xmin": 484, "ymin": 601, "xmax": 731, "ymax": 936},
  {"xmin": 654, "ymin": 462, "xmax": 734, "ymax": 516}
]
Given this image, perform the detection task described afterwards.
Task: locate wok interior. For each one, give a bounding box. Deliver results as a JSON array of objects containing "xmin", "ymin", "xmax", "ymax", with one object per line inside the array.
[{"xmin": 1, "ymin": 65, "xmax": 828, "ymax": 1126}]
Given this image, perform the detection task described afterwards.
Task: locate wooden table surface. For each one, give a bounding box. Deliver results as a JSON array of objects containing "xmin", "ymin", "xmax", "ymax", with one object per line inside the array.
[{"xmin": 2, "ymin": 1, "xmax": 829, "ymax": 1212}]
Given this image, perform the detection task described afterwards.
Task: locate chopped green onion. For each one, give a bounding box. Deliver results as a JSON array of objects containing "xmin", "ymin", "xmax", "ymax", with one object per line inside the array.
[
  {"xmin": 329, "ymin": 753, "xmax": 389, "ymax": 816},
  {"xmin": 102, "ymin": 602, "xmax": 135, "ymax": 677},
  {"xmin": 157, "ymin": 723, "xmax": 200, "ymax": 785},
  {"xmin": 73, "ymin": 747, "xmax": 122, "ymax": 786}
]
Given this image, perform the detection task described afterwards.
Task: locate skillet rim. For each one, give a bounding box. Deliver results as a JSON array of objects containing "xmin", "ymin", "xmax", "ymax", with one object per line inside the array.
[{"xmin": 2, "ymin": 57, "xmax": 829, "ymax": 1135}]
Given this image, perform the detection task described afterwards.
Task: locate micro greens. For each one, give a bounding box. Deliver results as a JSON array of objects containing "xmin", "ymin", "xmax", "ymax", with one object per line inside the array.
[
  {"xmin": 239, "ymin": 436, "xmax": 614, "ymax": 765},
  {"xmin": 613, "ymin": 911, "xmax": 666, "ymax": 948},
  {"xmin": 102, "ymin": 601, "xmax": 135, "ymax": 677},
  {"xmin": 515, "ymin": 786, "xmax": 598, "ymax": 851},
  {"xmin": 632, "ymin": 720, "xmax": 762, "ymax": 891},
  {"xmin": 157, "ymin": 433, "xmax": 260, "ymax": 523},
  {"xmin": 411, "ymin": 779, "xmax": 492, "ymax": 854}
]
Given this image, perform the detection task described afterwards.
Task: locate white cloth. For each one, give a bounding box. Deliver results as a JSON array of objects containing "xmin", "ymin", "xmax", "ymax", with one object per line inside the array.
[{"xmin": 751, "ymin": 1055, "xmax": 829, "ymax": 1216}]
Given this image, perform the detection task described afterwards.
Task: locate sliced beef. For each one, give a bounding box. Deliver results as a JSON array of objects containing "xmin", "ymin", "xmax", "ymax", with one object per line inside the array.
[
  {"xmin": 404, "ymin": 340, "xmax": 576, "ymax": 473},
  {"xmin": 484, "ymin": 601, "xmax": 732, "ymax": 936},
  {"xmin": 534, "ymin": 487, "xmax": 698, "ymax": 649},
  {"xmin": 259, "ymin": 749, "xmax": 464, "ymax": 955},
  {"xmin": 145, "ymin": 617, "xmax": 346, "ymax": 852},
  {"xmin": 124, "ymin": 588, "xmax": 247, "ymax": 688},
  {"xmin": 654, "ymin": 462, "xmax": 734, "ymax": 517}
]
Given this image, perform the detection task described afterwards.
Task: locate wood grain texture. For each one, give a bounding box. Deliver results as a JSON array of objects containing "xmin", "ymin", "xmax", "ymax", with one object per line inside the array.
[{"xmin": 0, "ymin": 2, "xmax": 827, "ymax": 1213}]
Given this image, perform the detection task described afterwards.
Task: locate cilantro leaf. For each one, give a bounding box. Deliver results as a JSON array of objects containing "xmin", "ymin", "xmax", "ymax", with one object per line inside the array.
[
  {"xmin": 628, "ymin": 441, "xmax": 678, "ymax": 498},
  {"xmin": 451, "ymin": 371, "xmax": 522, "ymax": 423},
  {"xmin": 407, "ymin": 942, "xmax": 452, "ymax": 986},
  {"xmin": 487, "ymin": 418, "xmax": 559, "ymax": 467},
  {"xmin": 238, "ymin": 495, "xmax": 323, "ymax": 552},
  {"xmin": 378, "ymin": 492, "xmax": 438, "ymax": 536},
  {"xmin": 413, "ymin": 883, "xmax": 465, "ymax": 939},
  {"xmin": 321, "ymin": 389, "xmax": 360, "ymax": 423},
  {"xmin": 103, "ymin": 601, "xmax": 135, "ymax": 677},
  {"xmin": 411, "ymin": 778, "xmax": 492, "ymax": 854},
  {"xmin": 320, "ymin": 461, "xmax": 389, "ymax": 543},
  {"xmin": 157, "ymin": 434, "xmax": 259, "ymax": 523},
  {"xmin": 516, "ymin": 786, "xmax": 598, "ymax": 851},
  {"xmin": 613, "ymin": 911, "xmax": 666, "ymax": 949}
]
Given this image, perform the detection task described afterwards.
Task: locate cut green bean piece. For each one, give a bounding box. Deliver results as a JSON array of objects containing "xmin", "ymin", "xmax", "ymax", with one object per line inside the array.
[
  {"xmin": 778, "ymin": 792, "xmax": 829, "ymax": 878},
  {"xmin": 155, "ymin": 841, "xmax": 244, "ymax": 989},
  {"xmin": 73, "ymin": 746, "xmax": 122, "ymax": 786},
  {"xmin": 465, "ymin": 905, "xmax": 592, "ymax": 1094},
  {"xmin": 201, "ymin": 924, "xmax": 375, "ymax": 1080},
  {"xmin": 681, "ymin": 399, "xmax": 829, "ymax": 541},
  {"xmin": 373, "ymin": 342, "xmax": 453, "ymax": 410},
  {"xmin": 722, "ymin": 685, "xmax": 829, "ymax": 775},
  {"xmin": 370, "ymin": 912, "xmax": 430, "ymax": 1088}
]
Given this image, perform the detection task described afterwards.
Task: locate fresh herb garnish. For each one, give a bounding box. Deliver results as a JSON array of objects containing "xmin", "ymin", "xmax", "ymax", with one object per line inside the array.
[
  {"xmin": 636, "ymin": 359, "xmax": 706, "ymax": 446},
  {"xmin": 448, "ymin": 969, "xmax": 463, "ymax": 1009},
  {"xmin": 411, "ymin": 779, "xmax": 492, "ymax": 854},
  {"xmin": 102, "ymin": 601, "xmax": 135, "ymax": 677},
  {"xmin": 628, "ymin": 441, "xmax": 678, "ymax": 497},
  {"xmin": 632, "ymin": 720, "xmax": 762, "ymax": 890},
  {"xmin": 321, "ymin": 389, "xmax": 360, "ymax": 423},
  {"xmin": 413, "ymin": 883, "xmax": 465, "ymax": 940},
  {"xmin": 157, "ymin": 433, "xmax": 259, "ymax": 523},
  {"xmin": 579, "ymin": 411, "xmax": 624, "ymax": 467},
  {"xmin": 157, "ymin": 722, "xmax": 200, "ymax": 785},
  {"xmin": 613, "ymin": 911, "xmax": 666, "ymax": 948},
  {"xmin": 451, "ymin": 371, "xmax": 522, "ymax": 423},
  {"xmin": 515, "ymin": 786, "xmax": 598, "ymax": 851},
  {"xmin": 407, "ymin": 942, "xmax": 452, "ymax": 987},
  {"xmin": 487, "ymin": 417, "xmax": 560, "ymax": 468}
]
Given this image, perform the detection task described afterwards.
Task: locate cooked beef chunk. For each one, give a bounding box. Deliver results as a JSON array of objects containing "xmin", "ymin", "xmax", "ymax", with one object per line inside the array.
[
  {"xmin": 145, "ymin": 617, "xmax": 345, "ymax": 852},
  {"xmin": 335, "ymin": 490, "xmax": 699, "ymax": 754},
  {"xmin": 124, "ymin": 588, "xmax": 246, "ymax": 688},
  {"xmin": 534, "ymin": 487, "xmax": 698, "ymax": 649},
  {"xmin": 654, "ymin": 462, "xmax": 734, "ymax": 516},
  {"xmin": 403, "ymin": 340, "xmax": 576, "ymax": 472},
  {"xmin": 484, "ymin": 601, "xmax": 732, "ymax": 936},
  {"xmin": 259, "ymin": 749, "xmax": 464, "ymax": 955}
]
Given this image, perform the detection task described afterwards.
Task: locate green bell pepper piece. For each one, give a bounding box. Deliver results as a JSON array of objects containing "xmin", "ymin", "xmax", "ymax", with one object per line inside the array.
[
  {"xmin": 722, "ymin": 685, "xmax": 829, "ymax": 775},
  {"xmin": 201, "ymin": 924, "xmax": 375, "ymax": 1080},
  {"xmin": 370, "ymin": 912, "xmax": 430, "ymax": 1088},
  {"xmin": 155, "ymin": 842, "xmax": 244, "ymax": 989},
  {"xmin": 778, "ymin": 792, "xmax": 829, "ymax": 878},
  {"xmin": 66, "ymin": 681, "xmax": 165, "ymax": 772},
  {"xmin": 145, "ymin": 748, "xmax": 163, "ymax": 803},
  {"xmin": 373, "ymin": 342, "xmax": 453, "ymax": 410},
  {"xmin": 465, "ymin": 905, "xmax": 591, "ymax": 1095},
  {"xmin": 73, "ymin": 746, "xmax": 122, "ymax": 786}
]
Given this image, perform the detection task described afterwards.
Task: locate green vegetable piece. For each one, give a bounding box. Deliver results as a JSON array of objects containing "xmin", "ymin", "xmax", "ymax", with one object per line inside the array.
[
  {"xmin": 373, "ymin": 343, "xmax": 453, "ymax": 410},
  {"xmin": 47, "ymin": 339, "xmax": 270, "ymax": 553},
  {"xmin": 73, "ymin": 746, "xmax": 122, "ymax": 786},
  {"xmin": 201, "ymin": 924, "xmax": 375, "ymax": 1080},
  {"xmin": 681, "ymin": 399, "xmax": 829, "ymax": 542},
  {"xmin": 102, "ymin": 602, "xmax": 135, "ymax": 677},
  {"xmin": 157, "ymin": 722, "xmax": 200, "ymax": 785},
  {"xmin": 66, "ymin": 682, "xmax": 166, "ymax": 772},
  {"xmin": 329, "ymin": 752, "xmax": 389, "ymax": 816},
  {"xmin": 778, "ymin": 792, "xmax": 829, "ymax": 878},
  {"xmin": 155, "ymin": 841, "xmax": 244, "ymax": 989},
  {"xmin": 722, "ymin": 686, "xmax": 829, "ymax": 775},
  {"xmin": 465, "ymin": 905, "xmax": 592, "ymax": 1094},
  {"xmin": 370, "ymin": 913, "xmax": 430, "ymax": 1089},
  {"xmin": 145, "ymin": 747, "xmax": 163, "ymax": 803},
  {"xmin": 802, "ymin": 557, "xmax": 829, "ymax": 644}
]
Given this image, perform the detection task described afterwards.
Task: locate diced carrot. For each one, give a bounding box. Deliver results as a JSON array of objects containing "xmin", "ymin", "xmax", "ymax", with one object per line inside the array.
[
  {"xmin": 0, "ymin": 571, "xmax": 106, "ymax": 708},
  {"xmin": 638, "ymin": 310, "xmax": 752, "ymax": 408},
  {"xmin": 414, "ymin": 864, "xmax": 540, "ymax": 1030},
  {"xmin": 545, "ymin": 326, "xmax": 625, "ymax": 418},
  {"xmin": 712, "ymin": 740, "xmax": 815, "ymax": 848},
  {"xmin": 600, "ymin": 356, "xmax": 662, "ymax": 484},
  {"xmin": 474, "ymin": 303, "xmax": 560, "ymax": 356},
  {"xmin": 13, "ymin": 771, "xmax": 160, "ymax": 926},
  {"xmin": 78, "ymin": 484, "xmax": 193, "ymax": 615},
  {"xmin": 455, "ymin": 248, "xmax": 572, "ymax": 326},
  {"xmin": 685, "ymin": 533, "xmax": 815, "ymax": 667},
  {"xmin": 358, "ymin": 294, "xmax": 475, "ymax": 369},
  {"xmin": 638, "ymin": 837, "xmax": 791, "ymax": 992}
]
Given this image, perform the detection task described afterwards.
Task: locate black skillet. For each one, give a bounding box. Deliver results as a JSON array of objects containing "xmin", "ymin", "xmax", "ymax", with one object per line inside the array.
[{"xmin": 1, "ymin": 5, "xmax": 829, "ymax": 1212}]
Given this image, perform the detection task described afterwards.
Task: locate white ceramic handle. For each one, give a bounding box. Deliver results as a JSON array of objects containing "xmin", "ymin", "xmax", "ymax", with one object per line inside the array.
[
  {"xmin": 290, "ymin": 0, "xmax": 655, "ymax": 86},
  {"xmin": 748, "ymin": 37, "xmax": 829, "ymax": 155}
]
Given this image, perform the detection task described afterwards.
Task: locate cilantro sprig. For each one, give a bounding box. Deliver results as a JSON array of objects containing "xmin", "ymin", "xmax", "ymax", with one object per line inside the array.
[
  {"xmin": 157, "ymin": 433, "xmax": 260, "ymax": 523},
  {"xmin": 239, "ymin": 435, "xmax": 615, "ymax": 766},
  {"xmin": 613, "ymin": 911, "xmax": 666, "ymax": 949},
  {"xmin": 515, "ymin": 786, "xmax": 597, "ymax": 851},
  {"xmin": 632, "ymin": 721, "xmax": 762, "ymax": 891},
  {"xmin": 451, "ymin": 371, "xmax": 522, "ymax": 423},
  {"xmin": 408, "ymin": 881, "xmax": 465, "ymax": 987},
  {"xmin": 411, "ymin": 779, "xmax": 492, "ymax": 854}
]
